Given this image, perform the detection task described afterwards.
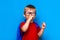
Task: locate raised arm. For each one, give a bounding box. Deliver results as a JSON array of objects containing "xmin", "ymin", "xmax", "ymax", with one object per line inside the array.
[
  {"xmin": 38, "ymin": 22, "xmax": 46, "ymax": 37},
  {"xmin": 21, "ymin": 15, "xmax": 33, "ymax": 32}
]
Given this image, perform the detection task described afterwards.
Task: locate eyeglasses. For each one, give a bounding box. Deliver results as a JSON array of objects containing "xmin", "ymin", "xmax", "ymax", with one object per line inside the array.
[{"xmin": 25, "ymin": 12, "xmax": 35, "ymax": 15}]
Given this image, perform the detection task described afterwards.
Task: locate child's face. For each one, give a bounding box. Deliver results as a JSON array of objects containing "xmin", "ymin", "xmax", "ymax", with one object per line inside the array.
[{"xmin": 24, "ymin": 7, "xmax": 36, "ymax": 20}]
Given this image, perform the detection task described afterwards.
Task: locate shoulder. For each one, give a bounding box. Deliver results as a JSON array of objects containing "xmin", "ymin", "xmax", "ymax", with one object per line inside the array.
[
  {"xmin": 20, "ymin": 22, "xmax": 25, "ymax": 26},
  {"xmin": 34, "ymin": 22, "xmax": 39, "ymax": 27},
  {"xmin": 34, "ymin": 22, "xmax": 39, "ymax": 26},
  {"xmin": 20, "ymin": 22, "xmax": 25, "ymax": 24},
  {"xmin": 20, "ymin": 20, "xmax": 26, "ymax": 24}
]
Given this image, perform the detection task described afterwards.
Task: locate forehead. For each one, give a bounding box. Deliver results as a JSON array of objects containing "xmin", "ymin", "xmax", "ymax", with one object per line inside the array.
[{"xmin": 25, "ymin": 7, "xmax": 36, "ymax": 12}]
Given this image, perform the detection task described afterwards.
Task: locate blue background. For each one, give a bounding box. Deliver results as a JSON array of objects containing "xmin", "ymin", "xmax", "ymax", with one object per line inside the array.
[{"xmin": 0, "ymin": 0, "xmax": 60, "ymax": 40}]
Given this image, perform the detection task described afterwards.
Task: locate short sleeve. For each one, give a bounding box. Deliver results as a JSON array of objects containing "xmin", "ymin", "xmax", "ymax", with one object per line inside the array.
[
  {"xmin": 20, "ymin": 22, "xmax": 25, "ymax": 28},
  {"xmin": 37, "ymin": 26, "xmax": 41, "ymax": 33}
]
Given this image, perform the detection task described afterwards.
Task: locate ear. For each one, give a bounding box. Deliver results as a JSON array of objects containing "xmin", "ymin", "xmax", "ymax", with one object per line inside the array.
[{"xmin": 23, "ymin": 14, "xmax": 25, "ymax": 17}]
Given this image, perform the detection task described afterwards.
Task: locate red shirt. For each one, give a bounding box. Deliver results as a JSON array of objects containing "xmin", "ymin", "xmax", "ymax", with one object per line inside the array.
[{"xmin": 20, "ymin": 22, "xmax": 41, "ymax": 40}]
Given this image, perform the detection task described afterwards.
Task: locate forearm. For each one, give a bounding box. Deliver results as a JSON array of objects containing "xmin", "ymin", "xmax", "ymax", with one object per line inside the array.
[
  {"xmin": 21, "ymin": 19, "xmax": 31, "ymax": 32},
  {"xmin": 38, "ymin": 28, "xmax": 44, "ymax": 37}
]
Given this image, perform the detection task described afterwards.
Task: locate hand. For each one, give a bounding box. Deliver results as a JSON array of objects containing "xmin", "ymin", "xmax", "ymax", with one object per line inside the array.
[
  {"xmin": 28, "ymin": 14, "xmax": 34, "ymax": 21},
  {"xmin": 42, "ymin": 22, "xmax": 46, "ymax": 29}
]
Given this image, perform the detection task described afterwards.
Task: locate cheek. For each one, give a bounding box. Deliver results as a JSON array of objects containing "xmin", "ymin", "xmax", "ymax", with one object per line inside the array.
[
  {"xmin": 33, "ymin": 15, "xmax": 35, "ymax": 18},
  {"xmin": 32, "ymin": 15, "xmax": 35, "ymax": 18},
  {"xmin": 33, "ymin": 16, "xmax": 35, "ymax": 19},
  {"xmin": 25, "ymin": 15, "xmax": 29, "ymax": 19}
]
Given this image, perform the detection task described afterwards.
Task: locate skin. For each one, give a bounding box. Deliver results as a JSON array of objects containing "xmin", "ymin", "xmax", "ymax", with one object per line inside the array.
[{"xmin": 21, "ymin": 7, "xmax": 46, "ymax": 37}]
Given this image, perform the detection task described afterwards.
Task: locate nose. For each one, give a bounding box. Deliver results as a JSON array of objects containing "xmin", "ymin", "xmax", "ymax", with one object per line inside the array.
[
  {"xmin": 29, "ymin": 14, "xmax": 31, "ymax": 16},
  {"xmin": 29, "ymin": 12, "xmax": 31, "ymax": 14}
]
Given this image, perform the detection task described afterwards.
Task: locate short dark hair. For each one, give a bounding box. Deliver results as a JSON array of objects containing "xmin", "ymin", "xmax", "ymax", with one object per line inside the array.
[
  {"xmin": 24, "ymin": 4, "xmax": 36, "ymax": 15},
  {"xmin": 26, "ymin": 4, "xmax": 35, "ymax": 9}
]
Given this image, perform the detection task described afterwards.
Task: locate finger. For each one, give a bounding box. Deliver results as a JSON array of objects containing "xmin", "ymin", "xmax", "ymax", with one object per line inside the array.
[{"xmin": 43, "ymin": 22, "xmax": 46, "ymax": 26}]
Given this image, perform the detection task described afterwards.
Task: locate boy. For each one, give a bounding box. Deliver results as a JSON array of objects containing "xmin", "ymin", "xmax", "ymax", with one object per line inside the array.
[{"xmin": 20, "ymin": 5, "xmax": 46, "ymax": 40}]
